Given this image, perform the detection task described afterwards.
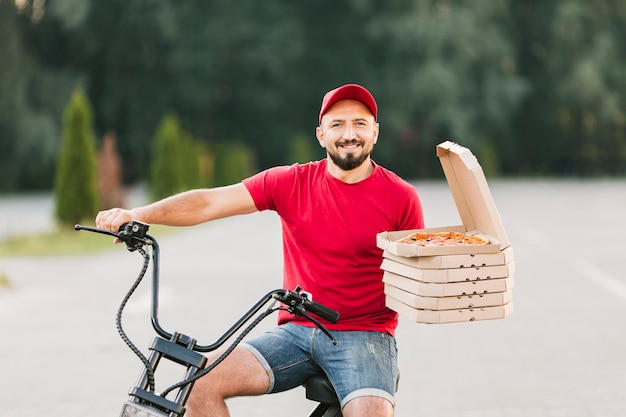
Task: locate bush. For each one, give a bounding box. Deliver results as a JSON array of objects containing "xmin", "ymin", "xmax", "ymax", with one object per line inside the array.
[
  {"xmin": 149, "ymin": 113, "xmax": 185, "ymax": 201},
  {"xmin": 149, "ymin": 113, "xmax": 211, "ymax": 200},
  {"xmin": 212, "ymin": 142, "xmax": 256, "ymax": 186},
  {"xmin": 288, "ymin": 135, "xmax": 319, "ymax": 164},
  {"xmin": 54, "ymin": 88, "xmax": 99, "ymax": 225}
]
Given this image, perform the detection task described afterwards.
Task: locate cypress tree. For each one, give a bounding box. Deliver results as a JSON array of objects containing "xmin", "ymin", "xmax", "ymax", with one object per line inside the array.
[
  {"xmin": 180, "ymin": 131, "xmax": 204, "ymax": 190},
  {"xmin": 149, "ymin": 113, "xmax": 185, "ymax": 201},
  {"xmin": 54, "ymin": 88, "xmax": 99, "ymax": 226}
]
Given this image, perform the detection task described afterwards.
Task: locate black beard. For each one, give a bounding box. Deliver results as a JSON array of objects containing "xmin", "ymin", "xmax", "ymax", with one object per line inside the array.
[{"xmin": 328, "ymin": 149, "xmax": 370, "ymax": 171}]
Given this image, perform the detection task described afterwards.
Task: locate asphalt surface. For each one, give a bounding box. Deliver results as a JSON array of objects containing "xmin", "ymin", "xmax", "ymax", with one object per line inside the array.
[{"xmin": 1, "ymin": 179, "xmax": 625, "ymax": 417}]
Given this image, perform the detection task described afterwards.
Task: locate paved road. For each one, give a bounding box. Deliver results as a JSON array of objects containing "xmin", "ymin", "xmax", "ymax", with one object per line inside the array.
[
  {"xmin": 1, "ymin": 179, "xmax": 625, "ymax": 417},
  {"xmin": 0, "ymin": 192, "xmax": 55, "ymax": 240}
]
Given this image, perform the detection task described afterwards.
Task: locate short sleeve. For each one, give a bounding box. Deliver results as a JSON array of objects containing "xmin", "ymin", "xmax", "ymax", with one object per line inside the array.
[{"xmin": 242, "ymin": 165, "xmax": 293, "ymax": 212}]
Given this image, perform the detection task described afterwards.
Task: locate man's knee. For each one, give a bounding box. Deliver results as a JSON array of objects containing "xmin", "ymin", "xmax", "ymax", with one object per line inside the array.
[
  {"xmin": 343, "ymin": 395, "xmax": 394, "ymax": 417},
  {"xmin": 190, "ymin": 347, "xmax": 270, "ymax": 398},
  {"xmin": 185, "ymin": 347, "xmax": 270, "ymax": 417}
]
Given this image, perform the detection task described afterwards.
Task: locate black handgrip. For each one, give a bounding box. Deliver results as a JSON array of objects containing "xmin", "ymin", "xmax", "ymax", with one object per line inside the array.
[{"xmin": 303, "ymin": 300, "xmax": 340, "ymax": 323}]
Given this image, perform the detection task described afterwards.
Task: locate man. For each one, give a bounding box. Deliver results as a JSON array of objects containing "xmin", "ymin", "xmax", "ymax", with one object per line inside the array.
[{"xmin": 96, "ymin": 84, "xmax": 424, "ymax": 417}]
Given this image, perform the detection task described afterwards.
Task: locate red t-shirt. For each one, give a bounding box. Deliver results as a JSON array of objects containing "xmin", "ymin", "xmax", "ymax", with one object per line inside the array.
[{"xmin": 243, "ymin": 159, "xmax": 424, "ymax": 335}]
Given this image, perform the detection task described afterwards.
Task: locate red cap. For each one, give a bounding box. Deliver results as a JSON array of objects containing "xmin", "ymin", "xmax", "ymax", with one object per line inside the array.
[{"xmin": 318, "ymin": 84, "xmax": 378, "ymax": 124}]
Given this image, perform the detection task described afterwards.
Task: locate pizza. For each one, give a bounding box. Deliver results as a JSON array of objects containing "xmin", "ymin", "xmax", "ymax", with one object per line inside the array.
[{"xmin": 398, "ymin": 231, "xmax": 489, "ymax": 247}]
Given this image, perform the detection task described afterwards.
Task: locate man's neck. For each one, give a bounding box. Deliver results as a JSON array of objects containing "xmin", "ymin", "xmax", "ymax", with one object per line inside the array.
[{"xmin": 326, "ymin": 157, "xmax": 374, "ymax": 184}]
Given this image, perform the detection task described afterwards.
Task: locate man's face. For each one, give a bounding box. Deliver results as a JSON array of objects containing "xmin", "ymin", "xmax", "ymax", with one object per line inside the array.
[{"xmin": 316, "ymin": 99, "xmax": 379, "ymax": 171}]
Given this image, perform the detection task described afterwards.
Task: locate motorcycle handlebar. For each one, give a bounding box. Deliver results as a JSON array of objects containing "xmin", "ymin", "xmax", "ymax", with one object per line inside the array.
[
  {"xmin": 74, "ymin": 222, "xmax": 341, "ymax": 349},
  {"xmin": 303, "ymin": 298, "xmax": 340, "ymax": 323}
]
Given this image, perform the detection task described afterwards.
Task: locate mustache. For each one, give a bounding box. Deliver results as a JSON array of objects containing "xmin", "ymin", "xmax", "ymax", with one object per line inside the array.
[{"xmin": 337, "ymin": 139, "xmax": 364, "ymax": 146}]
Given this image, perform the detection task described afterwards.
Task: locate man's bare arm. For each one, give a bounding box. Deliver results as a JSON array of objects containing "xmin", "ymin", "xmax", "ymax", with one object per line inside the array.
[{"xmin": 95, "ymin": 183, "xmax": 257, "ymax": 233}]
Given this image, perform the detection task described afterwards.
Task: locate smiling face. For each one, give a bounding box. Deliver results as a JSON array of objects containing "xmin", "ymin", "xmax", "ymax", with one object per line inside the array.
[{"xmin": 316, "ymin": 99, "xmax": 379, "ymax": 172}]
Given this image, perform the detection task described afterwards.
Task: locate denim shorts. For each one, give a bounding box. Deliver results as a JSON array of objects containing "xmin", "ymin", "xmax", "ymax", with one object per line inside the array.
[{"xmin": 241, "ymin": 323, "xmax": 398, "ymax": 408}]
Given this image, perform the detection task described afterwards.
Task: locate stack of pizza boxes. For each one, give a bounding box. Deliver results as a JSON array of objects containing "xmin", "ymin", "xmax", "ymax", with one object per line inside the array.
[{"xmin": 376, "ymin": 141, "xmax": 515, "ymax": 324}]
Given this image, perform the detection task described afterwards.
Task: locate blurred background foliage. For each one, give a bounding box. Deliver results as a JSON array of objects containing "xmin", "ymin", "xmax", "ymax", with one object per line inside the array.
[{"xmin": 2, "ymin": 0, "xmax": 626, "ymax": 194}]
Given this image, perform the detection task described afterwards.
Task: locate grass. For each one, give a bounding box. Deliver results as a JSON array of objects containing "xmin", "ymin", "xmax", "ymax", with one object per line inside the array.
[
  {"xmin": 0, "ymin": 223, "xmax": 176, "ymax": 257},
  {"xmin": 0, "ymin": 272, "xmax": 10, "ymax": 288}
]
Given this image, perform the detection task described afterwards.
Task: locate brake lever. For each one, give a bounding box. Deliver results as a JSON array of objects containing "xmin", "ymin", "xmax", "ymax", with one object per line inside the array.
[
  {"xmin": 75, "ymin": 221, "xmax": 151, "ymax": 252},
  {"xmin": 297, "ymin": 307, "xmax": 338, "ymax": 345},
  {"xmin": 74, "ymin": 224, "xmax": 117, "ymax": 238}
]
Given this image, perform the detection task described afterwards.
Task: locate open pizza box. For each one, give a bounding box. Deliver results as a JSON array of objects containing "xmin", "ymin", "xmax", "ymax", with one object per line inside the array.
[{"xmin": 377, "ymin": 141, "xmax": 511, "ymax": 257}]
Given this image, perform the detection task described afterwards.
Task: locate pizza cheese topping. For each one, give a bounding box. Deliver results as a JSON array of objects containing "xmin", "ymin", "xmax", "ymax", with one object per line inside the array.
[{"xmin": 398, "ymin": 231, "xmax": 489, "ymax": 247}]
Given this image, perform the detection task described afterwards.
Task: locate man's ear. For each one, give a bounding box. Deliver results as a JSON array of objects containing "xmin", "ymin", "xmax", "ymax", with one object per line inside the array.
[
  {"xmin": 373, "ymin": 122, "xmax": 379, "ymax": 144},
  {"xmin": 315, "ymin": 126, "xmax": 326, "ymax": 148}
]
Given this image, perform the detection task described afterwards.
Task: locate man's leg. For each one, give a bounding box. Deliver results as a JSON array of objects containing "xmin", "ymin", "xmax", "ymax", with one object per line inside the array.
[
  {"xmin": 314, "ymin": 329, "xmax": 398, "ymax": 417},
  {"xmin": 186, "ymin": 346, "xmax": 270, "ymax": 417},
  {"xmin": 343, "ymin": 396, "xmax": 394, "ymax": 417}
]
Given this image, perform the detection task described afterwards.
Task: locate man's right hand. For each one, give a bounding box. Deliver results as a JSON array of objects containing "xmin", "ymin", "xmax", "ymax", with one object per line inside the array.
[{"xmin": 95, "ymin": 208, "xmax": 137, "ymax": 234}]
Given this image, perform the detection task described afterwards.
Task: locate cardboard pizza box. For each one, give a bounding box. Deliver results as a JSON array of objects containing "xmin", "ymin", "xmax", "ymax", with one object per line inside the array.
[
  {"xmin": 382, "ymin": 271, "xmax": 514, "ymax": 298},
  {"xmin": 377, "ymin": 227, "xmax": 498, "ymax": 257},
  {"xmin": 377, "ymin": 141, "xmax": 511, "ymax": 257},
  {"xmin": 380, "ymin": 258, "xmax": 515, "ymax": 284},
  {"xmin": 386, "ymin": 296, "xmax": 514, "ymax": 324},
  {"xmin": 382, "ymin": 247, "xmax": 515, "ymax": 269},
  {"xmin": 384, "ymin": 283, "xmax": 513, "ymax": 310}
]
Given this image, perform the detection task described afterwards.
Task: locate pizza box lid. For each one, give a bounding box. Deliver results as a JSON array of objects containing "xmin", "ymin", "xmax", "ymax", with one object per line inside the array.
[
  {"xmin": 386, "ymin": 296, "xmax": 513, "ymax": 324},
  {"xmin": 376, "ymin": 141, "xmax": 510, "ymax": 257},
  {"xmin": 436, "ymin": 140, "xmax": 510, "ymax": 249}
]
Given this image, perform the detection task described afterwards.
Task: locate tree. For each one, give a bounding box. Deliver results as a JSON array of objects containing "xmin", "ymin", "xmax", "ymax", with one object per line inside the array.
[
  {"xmin": 54, "ymin": 88, "xmax": 99, "ymax": 225},
  {"xmin": 149, "ymin": 112, "xmax": 213, "ymax": 200},
  {"xmin": 364, "ymin": 0, "xmax": 528, "ymax": 177},
  {"xmin": 73, "ymin": 0, "xmax": 179, "ymax": 182},
  {"xmin": 0, "ymin": 0, "xmax": 22, "ymax": 190},
  {"xmin": 212, "ymin": 142, "xmax": 256, "ymax": 187},
  {"xmin": 98, "ymin": 131, "xmax": 125, "ymax": 209},
  {"xmin": 180, "ymin": 132, "xmax": 214, "ymax": 190},
  {"xmin": 149, "ymin": 113, "xmax": 185, "ymax": 201},
  {"xmin": 510, "ymin": 0, "xmax": 626, "ymax": 175},
  {"xmin": 0, "ymin": 0, "xmax": 70, "ymax": 191},
  {"xmin": 8, "ymin": 0, "xmax": 626, "ymax": 182}
]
